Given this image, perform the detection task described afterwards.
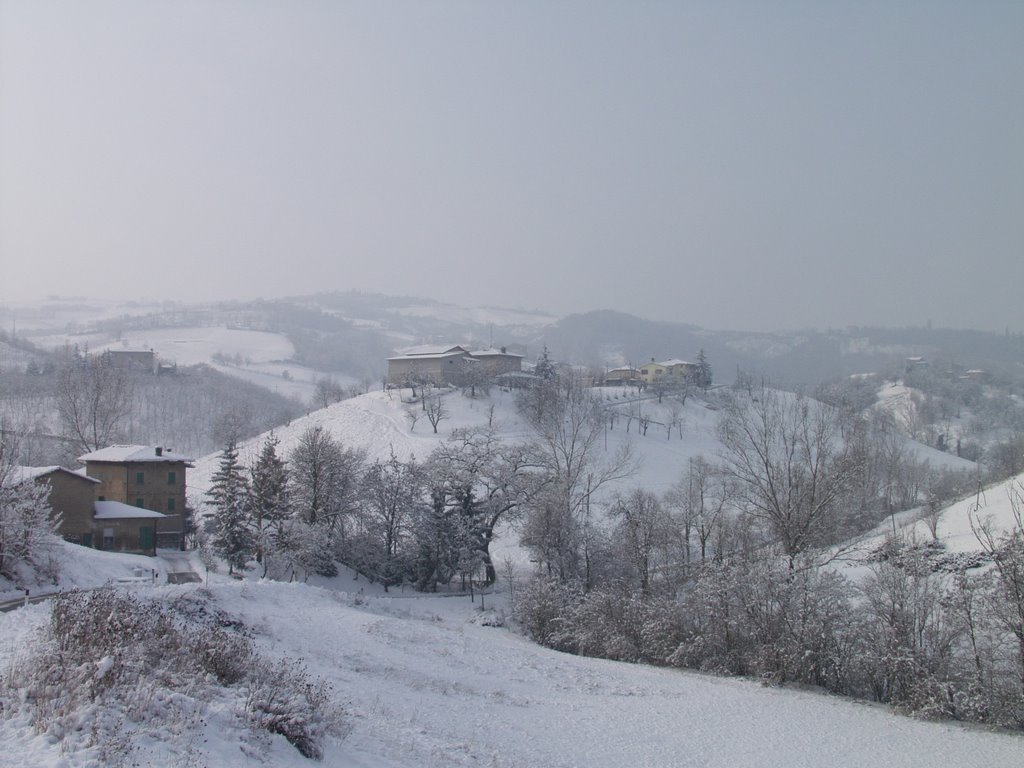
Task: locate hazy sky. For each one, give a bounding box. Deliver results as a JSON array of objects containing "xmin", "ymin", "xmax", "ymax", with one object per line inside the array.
[{"xmin": 1, "ymin": 2, "xmax": 1021, "ymax": 332}]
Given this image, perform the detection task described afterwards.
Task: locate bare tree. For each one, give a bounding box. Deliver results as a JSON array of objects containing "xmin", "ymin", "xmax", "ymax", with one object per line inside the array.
[
  {"xmin": 666, "ymin": 455, "xmax": 732, "ymax": 565},
  {"xmin": 424, "ymin": 395, "xmax": 449, "ymax": 434},
  {"xmin": 55, "ymin": 352, "xmax": 133, "ymax": 455},
  {"xmin": 971, "ymin": 480, "xmax": 1024, "ymax": 696},
  {"xmin": 428, "ymin": 425, "xmax": 539, "ymax": 584},
  {"xmin": 611, "ymin": 489, "xmax": 670, "ymax": 595},
  {"xmin": 717, "ymin": 383, "xmax": 857, "ymax": 568},
  {"xmin": 312, "ymin": 377, "xmax": 346, "ymax": 410},
  {"xmin": 359, "ymin": 451, "xmax": 425, "ymax": 589},
  {"xmin": 520, "ymin": 372, "xmax": 634, "ymax": 583},
  {"xmin": 405, "ymin": 406, "xmax": 421, "ymax": 433}
]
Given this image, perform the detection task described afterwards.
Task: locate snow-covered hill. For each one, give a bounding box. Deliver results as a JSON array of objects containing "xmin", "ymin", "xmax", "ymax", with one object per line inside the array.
[
  {"xmin": 189, "ymin": 385, "xmax": 973, "ymax": 507},
  {"xmin": 2, "ymin": 572, "xmax": 1021, "ymax": 767},
  {"xmin": 188, "ymin": 387, "xmax": 726, "ymax": 510}
]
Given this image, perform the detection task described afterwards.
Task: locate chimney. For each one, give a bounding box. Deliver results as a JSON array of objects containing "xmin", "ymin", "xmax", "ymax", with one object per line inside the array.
[{"xmin": 156, "ymin": 446, "xmax": 163, "ymax": 457}]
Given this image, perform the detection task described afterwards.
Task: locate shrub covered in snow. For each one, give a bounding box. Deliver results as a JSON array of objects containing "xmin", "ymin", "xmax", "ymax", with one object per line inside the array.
[{"xmin": 0, "ymin": 587, "xmax": 345, "ymax": 762}]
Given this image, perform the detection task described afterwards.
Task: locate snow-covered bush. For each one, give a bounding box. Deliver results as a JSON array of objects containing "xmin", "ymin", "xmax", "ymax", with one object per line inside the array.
[
  {"xmin": 245, "ymin": 657, "xmax": 344, "ymax": 760},
  {"xmin": 1, "ymin": 587, "xmax": 345, "ymax": 761},
  {"xmin": 0, "ymin": 456, "xmax": 62, "ymax": 583}
]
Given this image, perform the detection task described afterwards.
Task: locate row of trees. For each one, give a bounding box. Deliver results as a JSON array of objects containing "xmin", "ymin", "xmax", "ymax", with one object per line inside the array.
[
  {"xmin": 510, "ymin": 375, "xmax": 1024, "ymax": 727},
  {"xmin": 519, "ymin": 494, "xmax": 1024, "ymax": 728},
  {"xmin": 1, "ymin": 347, "xmax": 304, "ymax": 466},
  {"xmin": 207, "ymin": 424, "xmax": 537, "ymax": 589}
]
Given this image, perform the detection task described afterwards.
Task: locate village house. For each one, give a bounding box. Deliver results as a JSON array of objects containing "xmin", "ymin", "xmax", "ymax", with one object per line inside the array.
[
  {"xmin": 8, "ymin": 466, "xmax": 99, "ymax": 546},
  {"xmin": 78, "ymin": 445, "xmax": 194, "ymax": 552},
  {"xmin": 467, "ymin": 347, "xmax": 524, "ymax": 377},
  {"xmin": 603, "ymin": 366, "xmax": 642, "ymax": 387},
  {"xmin": 639, "ymin": 358, "xmax": 697, "ymax": 385},
  {"xmin": 102, "ymin": 348, "xmax": 158, "ymax": 374},
  {"xmin": 386, "ymin": 344, "xmax": 523, "ymax": 387},
  {"xmin": 11, "ymin": 445, "xmax": 192, "ymax": 555}
]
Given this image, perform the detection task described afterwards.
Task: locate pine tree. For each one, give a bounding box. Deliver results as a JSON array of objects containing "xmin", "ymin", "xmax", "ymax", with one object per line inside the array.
[
  {"xmin": 535, "ymin": 346, "xmax": 557, "ymax": 381},
  {"xmin": 695, "ymin": 348, "xmax": 713, "ymax": 390},
  {"xmin": 249, "ymin": 433, "xmax": 290, "ymax": 573},
  {"xmin": 208, "ymin": 438, "xmax": 254, "ymax": 575}
]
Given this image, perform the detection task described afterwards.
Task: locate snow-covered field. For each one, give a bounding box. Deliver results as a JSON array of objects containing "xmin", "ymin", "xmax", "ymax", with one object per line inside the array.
[
  {"xmin": 0, "ymin": 541, "xmax": 170, "ymax": 604},
  {"xmin": 209, "ymin": 361, "xmax": 359, "ymax": 402},
  {"xmin": 2, "ymin": 568, "xmax": 1022, "ymax": 767},
  {"xmin": 32, "ymin": 325, "xmax": 295, "ymax": 368}
]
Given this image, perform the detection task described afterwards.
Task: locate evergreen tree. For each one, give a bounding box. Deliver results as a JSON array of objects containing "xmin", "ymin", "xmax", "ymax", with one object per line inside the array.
[
  {"xmin": 409, "ymin": 488, "xmax": 461, "ymax": 591},
  {"xmin": 535, "ymin": 346, "xmax": 557, "ymax": 381},
  {"xmin": 207, "ymin": 438, "xmax": 254, "ymax": 575},
  {"xmin": 695, "ymin": 348, "xmax": 713, "ymax": 390},
  {"xmin": 249, "ymin": 433, "xmax": 290, "ymax": 573}
]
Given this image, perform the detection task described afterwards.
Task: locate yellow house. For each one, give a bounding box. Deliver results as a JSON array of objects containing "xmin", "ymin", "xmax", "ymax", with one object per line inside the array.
[
  {"xmin": 639, "ymin": 360, "xmax": 667, "ymax": 384},
  {"xmin": 639, "ymin": 358, "xmax": 697, "ymax": 385}
]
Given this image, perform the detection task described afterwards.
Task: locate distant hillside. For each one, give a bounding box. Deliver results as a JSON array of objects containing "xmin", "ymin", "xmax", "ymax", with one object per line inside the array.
[
  {"xmin": 537, "ymin": 311, "xmax": 1024, "ymax": 386},
  {"xmin": 6, "ymin": 293, "xmax": 1023, "ymax": 391}
]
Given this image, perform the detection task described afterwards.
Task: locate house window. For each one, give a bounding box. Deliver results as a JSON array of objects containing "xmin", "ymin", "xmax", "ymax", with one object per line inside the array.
[
  {"xmin": 167, "ymin": 471, "xmax": 176, "ymax": 485},
  {"xmin": 167, "ymin": 497, "xmax": 176, "ymax": 512},
  {"xmin": 135, "ymin": 471, "xmax": 145, "ymax": 484},
  {"xmin": 641, "ymin": 369, "xmax": 648, "ymax": 375},
  {"xmin": 98, "ymin": 495, "xmax": 105, "ymax": 501},
  {"xmin": 135, "ymin": 497, "xmax": 145, "ymax": 508},
  {"xmin": 103, "ymin": 528, "xmax": 114, "ymax": 548}
]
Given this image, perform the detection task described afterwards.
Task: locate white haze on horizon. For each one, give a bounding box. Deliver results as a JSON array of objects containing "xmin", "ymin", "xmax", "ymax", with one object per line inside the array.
[{"xmin": 1, "ymin": 2, "xmax": 1021, "ymax": 334}]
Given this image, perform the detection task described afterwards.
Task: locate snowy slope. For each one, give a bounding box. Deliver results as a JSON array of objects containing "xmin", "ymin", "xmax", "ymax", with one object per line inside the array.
[
  {"xmin": 188, "ymin": 387, "xmax": 725, "ymax": 508},
  {"xmin": 189, "ymin": 385, "xmax": 971, "ymax": 511},
  {"xmin": 2, "ymin": 577, "xmax": 1021, "ymax": 767},
  {"xmin": 843, "ymin": 472, "xmax": 1024, "ymax": 560}
]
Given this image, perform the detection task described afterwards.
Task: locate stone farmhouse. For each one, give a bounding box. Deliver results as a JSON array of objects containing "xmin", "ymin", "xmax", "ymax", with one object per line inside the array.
[
  {"xmin": 13, "ymin": 445, "xmax": 193, "ymax": 555},
  {"xmin": 386, "ymin": 345, "xmax": 523, "ymax": 387}
]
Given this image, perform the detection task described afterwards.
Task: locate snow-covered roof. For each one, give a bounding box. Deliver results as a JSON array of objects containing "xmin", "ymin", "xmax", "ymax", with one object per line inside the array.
[
  {"xmin": 468, "ymin": 348, "xmax": 524, "ymax": 359},
  {"xmin": 389, "ymin": 348, "xmax": 468, "ymax": 362},
  {"xmin": 495, "ymin": 371, "xmax": 539, "ymax": 380},
  {"xmin": 7, "ymin": 466, "xmax": 100, "ymax": 485},
  {"xmin": 94, "ymin": 501, "xmax": 168, "ymax": 520},
  {"xmin": 7, "ymin": 466, "xmax": 60, "ymax": 484},
  {"xmin": 78, "ymin": 445, "xmax": 194, "ymax": 465},
  {"xmin": 658, "ymin": 359, "xmax": 695, "ymax": 367}
]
